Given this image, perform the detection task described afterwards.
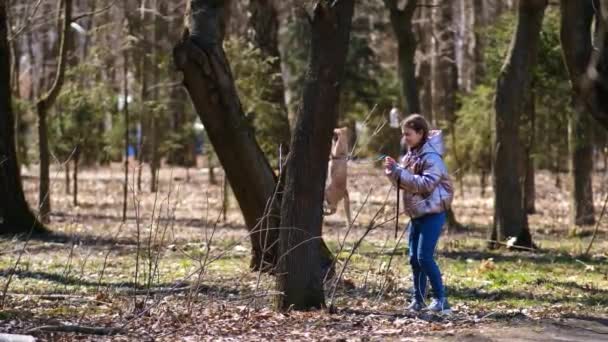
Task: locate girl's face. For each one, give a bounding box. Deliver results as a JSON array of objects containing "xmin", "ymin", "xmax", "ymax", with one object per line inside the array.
[{"xmin": 403, "ymin": 127, "xmax": 424, "ymax": 149}]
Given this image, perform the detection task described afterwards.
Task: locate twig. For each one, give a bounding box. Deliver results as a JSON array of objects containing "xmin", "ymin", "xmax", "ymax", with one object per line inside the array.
[
  {"xmin": 485, "ymin": 239, "xmax": 538, "ymax": 252},
  {"xmin": 584, "ymin": 191, "xmax": 608, "ymax": 256},
  {"xmin": 7, "ymin": 0, "xmax": 44, "ymax": 42},
  {"xmin": 328, "ymin": 187, "xmax": 391, "ymax": 312},
  {"xmin": 323, "ymin": 188, "xmax": 374, "ymax": 285},
  {"xmin": 71, "ymin": 0, "xmax": 117, "ymax": 22},
  {"xmin": 375, "ymin": 224, "xmax": 408, "ymax": 302}
]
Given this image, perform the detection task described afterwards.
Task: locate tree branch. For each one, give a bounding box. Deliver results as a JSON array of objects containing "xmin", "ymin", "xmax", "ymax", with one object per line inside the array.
[{"xmin": 36, "ymin": 0, "xmax": 72, "ymax": 112}]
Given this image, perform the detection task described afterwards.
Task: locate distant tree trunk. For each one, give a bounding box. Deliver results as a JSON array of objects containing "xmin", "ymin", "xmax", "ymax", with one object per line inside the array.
[
  {"xmin": 72, "ymin": 147, "xmax": 79, "ymax": 207},
  {"xmin": 480, "ymin": 169, "xmax": 488, "ymax": 197},
  {"xmin": 560, "ymin": 0, "xmax": 597, "ymax": 226},
  {"xmin": 473, "ymin": 0, "xmax": 485, "ymax": 84},
  {"xmin": 149, "ymin": 0, "xmax": 164, "ymax": 193},
  {"xmin": 524, "ymin": 90, "xmax": 536, "ymax": 214},
  {"xmin": 430, "ymin": 1, "xmax": 465, "ymax": 232},
  {"xmin": 65, "ymin": 161, "xmax": 71, "ymax": 195},
  {"xmin": 414, "ymin": 3, "xmax": 432, "ymax": 121},
  {"xmin": 164, "ymin": 3, "xmax": 192, "ymax": 167},
  {"xmin": 455, "ymin": 0, "xmax": 477, "ymax": 93},
  {"xmin": 137, "ymin": 13, "xmax": 148, "ymax": 193},
  {"xmin": 248, "ymin": 0, "xmax": 291, "ymax": 152},
  {"xmin": 122, "ymin": 46, "xmax": 129, "ymax": 222},
  {"xmin": 431, "ymin": 0, "xmax": 457, "ymax": 127},
  {"xmin": 208, "ymin": 161, "xmax": 217, "ymax": 185},
  {"xmin": 36, "ymin": 0, "xmax": 73, "ymax": 223},
  {"xmin": 491, "ymin": 0, "xmax": 546, "ymax": 249},
  {"xmin": 0, "ymin": 2, "xmax": 46, "ymax": 234},
  {"xmin": 384, "ymin": 0, "xmax": 420, "ymax": 114},
  {"xmin": 568, "ymin": 110, "xmax": 595, "ymax": 226},
  {"xmin": 275, "ymin": 0, "xmax": 354, "ymax": 311}
]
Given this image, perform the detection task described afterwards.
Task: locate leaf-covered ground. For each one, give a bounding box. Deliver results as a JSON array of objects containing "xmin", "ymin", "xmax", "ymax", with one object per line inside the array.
[{"xmin": 0, "ymin": 161, "xmax": 606, "ymax": 341}]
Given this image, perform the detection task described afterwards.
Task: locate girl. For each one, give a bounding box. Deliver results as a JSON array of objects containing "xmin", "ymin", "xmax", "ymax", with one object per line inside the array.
[{"xmin": 384, "ymin": 114, "xmax": 454, "ymax": 314}]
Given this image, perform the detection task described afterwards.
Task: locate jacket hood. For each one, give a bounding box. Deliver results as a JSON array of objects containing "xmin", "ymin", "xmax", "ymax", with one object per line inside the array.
[{"xmin": 417, "ymin": 130, "xmax": 445, "ymax": 156}]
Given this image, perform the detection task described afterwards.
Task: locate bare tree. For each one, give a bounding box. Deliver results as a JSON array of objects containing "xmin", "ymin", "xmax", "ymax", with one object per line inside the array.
[
  {"xmin": 36, "ymin": 0, "xmax": 73, "ymax": 223},
  {"xmin": 491, "ymin": 0, "xmax": 547, "ymax": 249}
]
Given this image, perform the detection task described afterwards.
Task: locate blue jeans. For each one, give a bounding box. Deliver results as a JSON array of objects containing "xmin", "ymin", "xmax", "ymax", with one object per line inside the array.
[{"xmin": 408, "ymin": 212, "xmax": 446, "ymax": 302}]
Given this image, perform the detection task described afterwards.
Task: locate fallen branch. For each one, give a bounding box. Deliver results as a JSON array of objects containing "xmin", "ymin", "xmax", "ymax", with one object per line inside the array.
[{"xmin": 27, "ymin": 324, "xmax": 121, "ymax": 336}]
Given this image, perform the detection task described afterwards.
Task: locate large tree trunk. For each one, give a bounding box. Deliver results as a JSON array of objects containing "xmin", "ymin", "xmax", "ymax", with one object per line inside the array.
[
  {"xmin": 491, "ymin": 0, "xmax": 546, "ymax": 249},
  {"xmin": 560, "ymin": 0, "xmax": 597, "ymax": 226},
  {"xmin": 384, "ymin": 0, "xmax": 420, "ymax": 114},
  {"xmin": 248, "ymin": 0, "xmax": 291, "ymax": 155},
  {"xmin": 0, "ymin": 2, "xmax": 46, "ymax": 234},
  {"xmin": 36, "ymin": 0, "xmax": 72, "ymax": 223},
  {"xmin": 568, "ymin": 110, "xmax": 595, "ymax": 226},
  {"xmin": 174, "ymin": 0, "xmax": 282, "ymax": 271},
  {"xmin": 276, "ymin": 0, "xmax": 354, "ymax": 311},
  {"xmin": 455, "ymin": 0, "xmax": 477, "ymax": 93}
]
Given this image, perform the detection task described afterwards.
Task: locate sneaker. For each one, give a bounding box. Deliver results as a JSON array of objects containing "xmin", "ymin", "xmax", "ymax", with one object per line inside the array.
[
  {"xmin": 406, "ymin": 300, "xmax": 425, "ymax": 312},
  {"xmin": 427, "ymin": 297, "xmax": 452, "ymax": 314}
]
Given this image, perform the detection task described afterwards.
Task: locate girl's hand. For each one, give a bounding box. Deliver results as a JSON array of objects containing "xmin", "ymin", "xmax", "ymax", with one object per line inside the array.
[{"xmin": 384, "ymin": 156, "xmax": 397, "ymax": 172}]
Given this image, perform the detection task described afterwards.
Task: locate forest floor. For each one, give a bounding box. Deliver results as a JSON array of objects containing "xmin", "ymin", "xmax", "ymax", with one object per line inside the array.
[{"xmin": 0, "ymin": 161, "xmax": 606, "ymax": 341}]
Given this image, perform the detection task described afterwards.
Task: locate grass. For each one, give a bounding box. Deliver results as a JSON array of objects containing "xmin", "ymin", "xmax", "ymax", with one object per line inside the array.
[{"xmin": 0, "ymin": 224, "xmax": 606, "ymax": 317}]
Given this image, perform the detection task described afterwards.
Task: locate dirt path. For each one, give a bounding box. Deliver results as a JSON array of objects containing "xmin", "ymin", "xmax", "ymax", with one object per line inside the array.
[{"xmin": 422, "ymin": 317, "xmax": 608, "ymax": 342}]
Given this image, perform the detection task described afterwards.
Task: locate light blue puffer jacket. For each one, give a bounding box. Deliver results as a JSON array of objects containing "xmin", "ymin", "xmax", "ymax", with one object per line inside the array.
[{"xmin": 386, "ymin": 130, "xmax": 454, "ymax": 219}]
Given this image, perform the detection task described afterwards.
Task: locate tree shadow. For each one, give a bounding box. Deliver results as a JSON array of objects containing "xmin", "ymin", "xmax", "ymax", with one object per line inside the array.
[
  {"xmin": 439, "ymin": 250, "xmax": 606, "ymax": 266},
  {"xmin": 0, "ymin": 268, "xmax": 240, "ymax": 298},
  {"xmin": 448, "ymin": 282, "xmax": 608, "ymax": 307},
  {"xmin": 51, "ymin": 211, "xmax": 234, "ymax": 230}
]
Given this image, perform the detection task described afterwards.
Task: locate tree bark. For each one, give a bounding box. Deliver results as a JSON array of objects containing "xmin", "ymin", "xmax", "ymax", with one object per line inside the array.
[
  {"xmin": 491, "ymin": 0, "xmax": 546, "ymax": 249},
  {"xmin": 524, "ymin": 90, "xmax": 536, "ymax": 214},
  {"xmin": 36, "ymin": 0, "xmax": 73, "ymax": 223},
  {"xmin": 575, "ymin": 1, "xmax": 608, "ymax": 130},
  {"xmin": 384, "ymin": 0, "xmax": 420, "ymax": 114},
  {"xmin": 72, "ymin": 147, "xmax": 79, "ymax": 207},
  {"xmin": 275, "ymin": 0, "xmax": 354, "ymax": 311},
  {"xmin": 149, "ymin": 0, "xmax": 164, "ymax": 193},
  {"xmin": 122, "ymin": 42, "xmax": 129, "ymax": 222},
  {"xmin": 414, "ymin": 3, "xmax": 432, "ymax": 122},
  {"xmin": 568, "ymin": 109, "xmax": 595, "ymax": 225},
  {"xmin": 65, "ymin": 160, "xmax": 70, "ymax": 195},
  {"xmin": 248, "ymin": 0, "xmax": 291, "ymax": 153},
  {"xmin": 560, "ymin": 0, "xmax": 597, "ymax": 226},
  {"xmin": 0, "ymin": 2, "xmax": 46, "ymax": 234},
  {"xmin": 431, "ymin": 0, "xmax": 457, "ymax": 127},
  {"xmin": 456, "ymin": 0, "xmax": 477, "ymax": 92}
]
